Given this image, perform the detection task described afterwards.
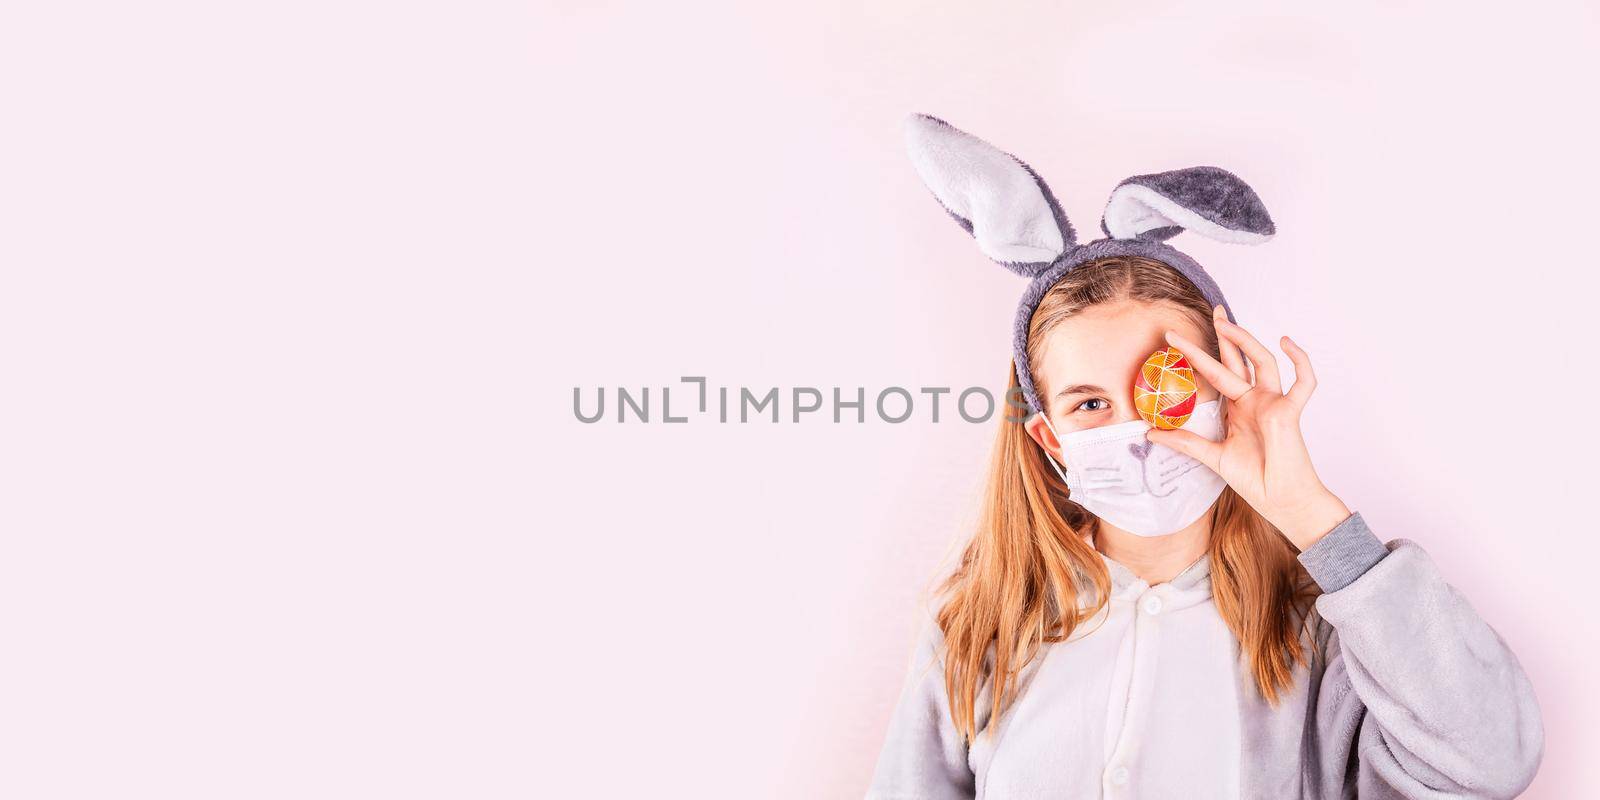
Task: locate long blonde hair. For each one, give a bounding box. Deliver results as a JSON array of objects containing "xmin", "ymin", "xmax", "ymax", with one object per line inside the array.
[{"xmin": 933, "ymin": 255, "xmax": 1322, "ymax": 743}]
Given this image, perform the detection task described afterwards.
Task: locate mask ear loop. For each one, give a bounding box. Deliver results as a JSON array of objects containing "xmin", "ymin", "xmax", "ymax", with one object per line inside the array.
[
  {"xmin": 1035, "ymin": 411, "xmax": 1102, "ymax": 552},
  {"xmin": 1033, "ymin": 412, "xmax": 1074, "ymax": 488}
]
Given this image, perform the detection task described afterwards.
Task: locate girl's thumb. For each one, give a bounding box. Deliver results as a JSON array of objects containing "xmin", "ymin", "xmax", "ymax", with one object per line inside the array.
[{"xmin": 1148, "ymin": 427, "xmax": 1221, "ymax": 469}]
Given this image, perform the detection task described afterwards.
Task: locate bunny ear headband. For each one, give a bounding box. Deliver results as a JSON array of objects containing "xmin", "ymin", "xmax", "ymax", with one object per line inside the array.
[{"xmin": 903, "ymin": 113, "xmax": 1277, "ymax": 417}]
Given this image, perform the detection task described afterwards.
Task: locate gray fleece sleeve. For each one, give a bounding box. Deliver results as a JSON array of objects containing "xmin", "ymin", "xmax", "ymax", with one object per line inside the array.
[
  {"xmin": 863, "ymin": 612, "xmax": 977, "ymax": 800},
  {"xmin": 1298, "ymin": 511, "xmax": 1545, "ymax": 799}
]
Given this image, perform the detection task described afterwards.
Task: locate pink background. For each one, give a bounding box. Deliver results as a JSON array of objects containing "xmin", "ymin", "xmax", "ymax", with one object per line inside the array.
[{"xmin": 4, "ymin": 1, "xmax": 1597, "ymax": 797}]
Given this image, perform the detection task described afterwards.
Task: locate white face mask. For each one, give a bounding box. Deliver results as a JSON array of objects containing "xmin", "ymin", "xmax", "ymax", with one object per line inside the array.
[{"xmin": 1037, "ymin": 399, "xmax": 1229, "ymax": 537}]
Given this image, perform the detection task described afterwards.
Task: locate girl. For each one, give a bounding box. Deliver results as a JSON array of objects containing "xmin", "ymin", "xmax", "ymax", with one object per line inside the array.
[{"xmin": 865, "ymin": 115, "xmax": 1545, "ymax": 799}]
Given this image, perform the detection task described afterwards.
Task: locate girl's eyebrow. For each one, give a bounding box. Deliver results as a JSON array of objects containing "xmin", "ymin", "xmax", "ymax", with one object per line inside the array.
[{"xmin": 1055, "ymin": 384, "xmax": 1109, "ymax": 400}]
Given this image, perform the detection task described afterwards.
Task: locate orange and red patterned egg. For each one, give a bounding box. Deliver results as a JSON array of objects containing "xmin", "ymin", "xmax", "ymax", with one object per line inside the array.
[{"xmin": 1134, "ymin": 347, "xmax": 1198, "ymax": 430}]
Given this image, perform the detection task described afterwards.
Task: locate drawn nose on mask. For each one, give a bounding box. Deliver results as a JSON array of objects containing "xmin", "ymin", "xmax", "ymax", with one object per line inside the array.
[{"xmin": 1127, "ymin": 439, "xmax": 1154, "ymax": 462}]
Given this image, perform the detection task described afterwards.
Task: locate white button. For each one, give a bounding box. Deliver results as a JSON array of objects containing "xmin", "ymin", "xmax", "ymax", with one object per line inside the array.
[
  {"xmin": 1141, "ymin": 595, "xmax": 1164, "ymax": 615},
  {"xmin": 1109, "ymin": 765, "xmax": 1130, "ymax": 785}
]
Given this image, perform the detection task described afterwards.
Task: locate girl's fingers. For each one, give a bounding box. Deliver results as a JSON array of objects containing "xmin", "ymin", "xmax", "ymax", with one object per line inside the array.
[
  {"xmin": 1280, "ymin": 335, "xmax": 1317, "ymax": 410},
  {"xmin": 1213, "ymin": 305, "xmax": 1250, "ymax": 383},
  {"xmin": 1146, "ymin": 426, "xmax": 1224, "ymax": 473},
  {"xmin": 1215, "ymin": 315, "xmax": 1283, "ymax": 394},
  {"xmin": 1165, "ymin": 329, "xmax": 1252, "ymax": 400}
]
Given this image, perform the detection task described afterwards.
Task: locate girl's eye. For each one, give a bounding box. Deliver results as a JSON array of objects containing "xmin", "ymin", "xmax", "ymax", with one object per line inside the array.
[{"xmin": 1076, "ymin": 398, "xmax": 1109, "ymax": 413}]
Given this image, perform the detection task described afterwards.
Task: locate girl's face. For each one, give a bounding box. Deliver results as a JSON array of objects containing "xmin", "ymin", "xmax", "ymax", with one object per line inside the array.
[{"xmin": 1023, "ymin": 299, "xmax": 1220, "ymax": 461}]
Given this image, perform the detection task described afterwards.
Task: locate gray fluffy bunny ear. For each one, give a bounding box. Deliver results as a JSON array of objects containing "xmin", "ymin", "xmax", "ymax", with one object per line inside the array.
[
  {"xmin": 904, "ymin": 113, "xmax": 1076, "ymax": 277},
  {"xmin": 1100, "ymin": 166, "xmax": 1276, "ymax": 244}
]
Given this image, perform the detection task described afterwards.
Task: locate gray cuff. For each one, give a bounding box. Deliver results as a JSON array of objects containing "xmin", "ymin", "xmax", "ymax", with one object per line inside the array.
[{"xmin": 1296, "ymin": 510, "xmax": 1390, "ymax": 593}]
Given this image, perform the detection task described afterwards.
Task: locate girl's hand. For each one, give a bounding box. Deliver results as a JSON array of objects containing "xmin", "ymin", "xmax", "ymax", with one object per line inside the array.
[{"xmin": 1145, "ymin": 305, "xmax": 1352, "ymax": 551}]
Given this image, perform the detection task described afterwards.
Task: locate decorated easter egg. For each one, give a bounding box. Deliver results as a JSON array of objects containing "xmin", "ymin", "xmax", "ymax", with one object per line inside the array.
[{"xmin": 1134, "ymin": 347, "xmax": 1198, "ymax": 430}]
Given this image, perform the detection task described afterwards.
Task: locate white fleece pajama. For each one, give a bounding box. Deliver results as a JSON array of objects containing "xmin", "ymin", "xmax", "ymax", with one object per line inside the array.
[{"xmin": 864, "ymin": 511, "xmax": 1545, "ymax": 799}]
